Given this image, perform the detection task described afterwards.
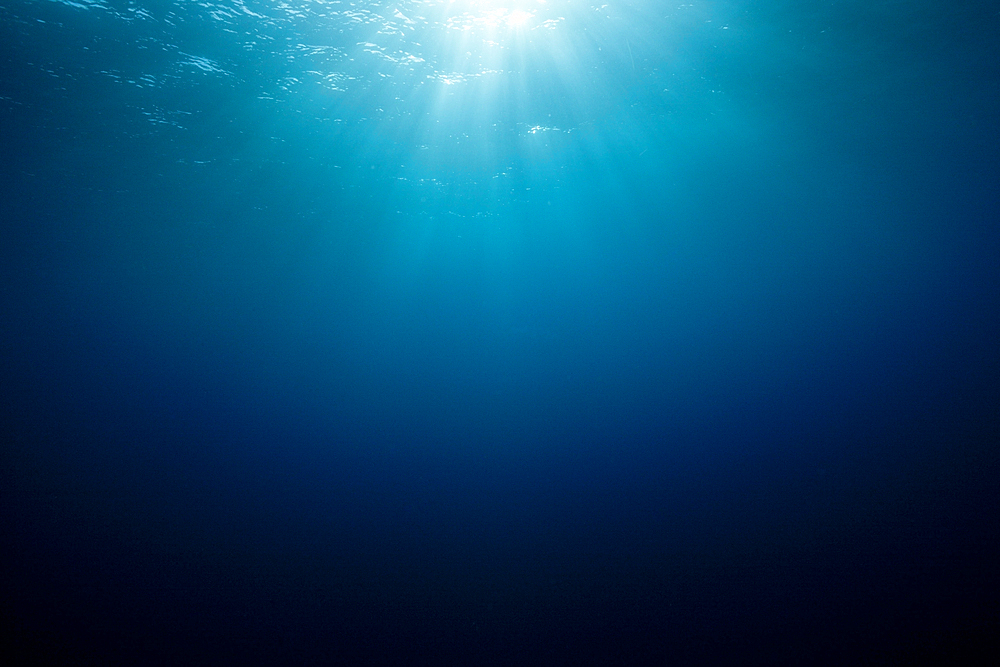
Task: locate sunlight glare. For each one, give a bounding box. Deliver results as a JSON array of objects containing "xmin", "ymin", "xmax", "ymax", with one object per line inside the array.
[
  {"xmin": 505, "ymin": 9, "xmax": 534, "ymax": 27},
  {"xmin": 442, "ymin": 0, "xmax": 541, "ymax": 31}
]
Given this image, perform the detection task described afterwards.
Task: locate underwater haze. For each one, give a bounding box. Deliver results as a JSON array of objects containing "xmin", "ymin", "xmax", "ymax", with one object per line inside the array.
[{"xmin": 2, "ymin": 0, "xmax": 998, "ymax": 664}]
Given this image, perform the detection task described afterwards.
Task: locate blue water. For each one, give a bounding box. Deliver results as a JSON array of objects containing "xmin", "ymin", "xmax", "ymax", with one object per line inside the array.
[{"xmin": 2, "ymin": 1, "xmax": 998, "ymax": 664}]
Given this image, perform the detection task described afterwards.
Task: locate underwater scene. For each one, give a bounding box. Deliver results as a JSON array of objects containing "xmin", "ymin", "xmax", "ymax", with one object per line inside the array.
[{"xmin": 2, "ymin": 1, "xmax": 998, "ymax": 664}]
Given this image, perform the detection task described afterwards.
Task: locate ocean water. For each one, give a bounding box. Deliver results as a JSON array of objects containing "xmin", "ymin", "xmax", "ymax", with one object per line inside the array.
[{"xmin": 2, "ymin": 1, "xmax": 998, "ymax": 664}]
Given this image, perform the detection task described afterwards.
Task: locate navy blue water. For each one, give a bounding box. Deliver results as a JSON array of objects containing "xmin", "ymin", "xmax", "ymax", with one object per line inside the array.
[{"xmin": 2, "ymin": 1, "xmax": 998, "ymax": 664}]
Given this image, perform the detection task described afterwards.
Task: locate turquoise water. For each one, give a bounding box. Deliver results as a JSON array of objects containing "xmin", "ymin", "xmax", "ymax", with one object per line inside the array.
[{"xmin": 3, "ymin": 1, "xmax": 998, "ymax": 663}]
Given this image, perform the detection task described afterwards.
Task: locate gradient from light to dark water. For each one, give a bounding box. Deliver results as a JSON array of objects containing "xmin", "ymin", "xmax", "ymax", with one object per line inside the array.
[{"xmin": 2, "ymin": 1, "xmax": 998, "ymax": 664}]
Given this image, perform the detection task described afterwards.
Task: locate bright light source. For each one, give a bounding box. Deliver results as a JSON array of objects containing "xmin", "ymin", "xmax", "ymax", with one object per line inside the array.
[{"xmin": 506, "ymin": 9, "xmax": 533, "ymax": 28}]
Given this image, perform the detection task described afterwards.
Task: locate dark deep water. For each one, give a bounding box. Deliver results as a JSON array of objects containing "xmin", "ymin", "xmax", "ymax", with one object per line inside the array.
[{"xmin": 2, "ymin": 1, "xmax": 998, "ymax": 664}]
